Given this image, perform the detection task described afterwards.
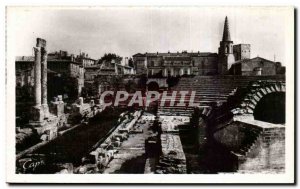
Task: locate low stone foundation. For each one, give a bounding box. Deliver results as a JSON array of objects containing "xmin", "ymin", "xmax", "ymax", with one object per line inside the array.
[
  {"xmin": 154, "ymin": 116, "xmax": 187, "ymax": 174},
  {"xmin": 155, "ymin": 133, "xmax": 187, "ymax": 174}
]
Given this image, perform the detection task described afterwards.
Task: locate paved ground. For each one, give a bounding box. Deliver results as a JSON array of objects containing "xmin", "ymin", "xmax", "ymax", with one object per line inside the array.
[{"xmin": 103, "ymin": 121, "xmax": 152, "ymax": 173}]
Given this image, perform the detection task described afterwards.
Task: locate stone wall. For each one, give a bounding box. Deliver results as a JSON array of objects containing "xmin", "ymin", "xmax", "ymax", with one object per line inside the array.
[
  {"xmin": 191, "ymin": 56, "xmax": 218, "ymax": 75},
  {"xmin": 155, "ymin": 116, "xmax": 187, "ymax": 174},
  {"xmin": 213, "ymin": 121, "xmax": 258, "ymax": 151},
  {"xmin": 241, "ymin": 58, "xmax": 277, "ymax": 75},
  {"xmin": 213, "ymin": 119, "xmax": 285, "ymax": 173},
  {"xmin": 233, "ymin": 44, "xmax": 251, "ymax": 61},
  {"xmin": 155, "ymin": 133, "xmax": 187, "ymax": 174},
  {"xmin": 238, "ymin": 126, "xmax": 285, "ymax": 173},
  {"xmin": 134, "ymin": 56, "xmax": 147, "ymax": 75}
]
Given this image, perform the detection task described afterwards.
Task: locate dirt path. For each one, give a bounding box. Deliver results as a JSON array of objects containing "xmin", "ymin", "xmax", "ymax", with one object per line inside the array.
[{"xmin": 103, "ymin": 121, "xmax": 151, "ymax": 173}]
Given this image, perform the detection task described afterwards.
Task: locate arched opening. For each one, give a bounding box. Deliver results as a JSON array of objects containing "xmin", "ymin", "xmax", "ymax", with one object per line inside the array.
[
  {"xmin": 226, "ymin": 45, "xmax": 229, "ymax": 53},
  {"xmin": 253, "ymin": 92, "xmax": 285, "ymax": 124},
  {"xmin": 147, "ymin": 81, "xmax": 159, "ymax": 91}
]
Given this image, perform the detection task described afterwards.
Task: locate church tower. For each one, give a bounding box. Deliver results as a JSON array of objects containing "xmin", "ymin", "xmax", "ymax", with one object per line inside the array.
[{"xmin": 218, "ymin": 16, "xmax": 235, "ymax": 74}]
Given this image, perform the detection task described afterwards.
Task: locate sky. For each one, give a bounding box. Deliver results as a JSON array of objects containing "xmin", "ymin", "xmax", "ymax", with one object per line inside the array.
[{"xmin": 7, "ymin": 7, "xmax": 293, "ymax": 64}]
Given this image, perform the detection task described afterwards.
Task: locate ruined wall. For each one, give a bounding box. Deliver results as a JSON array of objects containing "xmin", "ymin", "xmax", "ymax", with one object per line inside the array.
[
  {"xmin": 238, "ymin": 127, "xmax": 285, "ymax": 173},
  {"xmin": 213, "ymin": 120, "xmax": 285, "ymax": 173},
  {"xmin": 16, "ymin": 60, "xmax": 35, "ymax": 87},
  {"xmin": 213, "ymin": 121, "xmax": 249, "ymax": 151},
  {"xmin": 155, "ymin": 133, "xmax": 187, "ymax": 174}
]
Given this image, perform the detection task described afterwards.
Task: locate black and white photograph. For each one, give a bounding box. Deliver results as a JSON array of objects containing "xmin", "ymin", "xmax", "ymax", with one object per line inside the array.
[{"xmin": 5, "ymin": 6, "xmax": 295, "ymax": 184}]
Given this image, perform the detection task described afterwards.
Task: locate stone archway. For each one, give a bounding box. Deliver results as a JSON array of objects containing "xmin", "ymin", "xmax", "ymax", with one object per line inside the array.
[
  {"xmin": 147, "ymin": 81, "xmax": 159, "ymax": 91},
  {"xmin": 253, "ymin": 92, "xmax": 285, "ymax": 124},
  {"xmin": 232, "ymin": 81, "xmax": 286, "ymax": 124},
  {"xmin": 146, "ymin": 78, "xmax": 168, "ymax": 89}
]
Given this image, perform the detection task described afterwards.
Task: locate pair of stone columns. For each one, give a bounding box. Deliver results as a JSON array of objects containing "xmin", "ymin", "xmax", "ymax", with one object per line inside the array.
[{"xmin": 32, "ymin": 38, "xmax": 48, "ymax": 122}]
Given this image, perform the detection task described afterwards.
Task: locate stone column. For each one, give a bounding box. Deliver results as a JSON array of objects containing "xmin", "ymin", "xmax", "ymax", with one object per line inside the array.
[
  {"xmin": 30, "ymin": 46, "xmax": 44, "ymax": 123},
  {"xmin": 41, "ymin": 48, "xmax": 49, "ymax": 117},
  {"xmin": 41, "ymin": 48, "xmax": 47, "ymax": 105},
  {"xmin": 179, "ymin": 68, "xmax": 183, "ymax": 76},
  {"xmin": 34, "ymin": 47, "xmax": 42, "ymax": 106},
  {"xmin": 164, "ymin": 69, "xmax": 167, "ymax": 77}
]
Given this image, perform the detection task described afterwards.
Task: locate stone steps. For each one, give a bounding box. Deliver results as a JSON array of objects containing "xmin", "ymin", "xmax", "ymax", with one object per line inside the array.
[
  {"xmin": 232, "ymin": 130, "xmax": 263, "ymax": 157},
  {"xmin": 156, "ymin": 75, "xmax": 285, "ymax": 116}
]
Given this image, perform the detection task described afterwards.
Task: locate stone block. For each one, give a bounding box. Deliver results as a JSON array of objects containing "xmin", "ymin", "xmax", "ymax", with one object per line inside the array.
[
  {"xmin": 50, "ymin": 101, "xmax": 64, "ymax": 117},
  {"xmin": 53, "ymin": 97, "xmax": 58, "ymax": 102},
  {"xmin": 30, "ymin": 105, "xmax": 44, "ymax": 122},
  {"xmin": 58, "ymin": 95, "xmax": 63, "ymax": 102},
  {"xmin": 78, "ymin": 97, "xmax": 84, "ymax": 105},
  {"xmin": 265, "ymin": 87, "xmax": 272, "ymax": 93},
  {"xmin": 90, "ymin": 100, "xmax": 95, "ymax": 106}
]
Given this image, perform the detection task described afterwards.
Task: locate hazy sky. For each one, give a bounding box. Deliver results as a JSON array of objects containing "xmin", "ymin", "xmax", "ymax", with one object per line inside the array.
[{"xmin": 7, "ymin": 7, "xmax": 292, "ymax": 64}]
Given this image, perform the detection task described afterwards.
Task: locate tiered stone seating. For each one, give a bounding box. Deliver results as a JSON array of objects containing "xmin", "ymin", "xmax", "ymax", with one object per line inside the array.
[{"xmin": 157, "ymin": 75, "xmax": 285, "ymax": 116}]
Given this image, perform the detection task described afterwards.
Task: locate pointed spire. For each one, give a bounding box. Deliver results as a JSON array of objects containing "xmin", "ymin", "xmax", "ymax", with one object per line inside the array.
[{"xmin": 222, "ymin": 16, "xmax": 231, "ymax": 41}]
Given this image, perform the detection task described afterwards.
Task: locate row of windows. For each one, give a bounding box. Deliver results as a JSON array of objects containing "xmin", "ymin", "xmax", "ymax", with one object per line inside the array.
[
  {"xmin": 16, "ymin": 63, "xmax": 32, "ymax": 70},
  {"xmin": 148, "ymin": 61, "xmax": 193, "ymax": 67},
  {"xmin": 146, "ymin": 61, "xmax": 219, "ymax": 67}
]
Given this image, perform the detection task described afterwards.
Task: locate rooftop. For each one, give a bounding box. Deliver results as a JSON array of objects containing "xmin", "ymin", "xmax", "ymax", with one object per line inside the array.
[{"xmin": 133, "ymin": 52, "xmax": 218, "ymax": 57}]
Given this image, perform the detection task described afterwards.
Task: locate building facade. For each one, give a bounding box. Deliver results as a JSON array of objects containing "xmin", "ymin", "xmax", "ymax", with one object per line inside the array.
[
  {"xmin": 100, "ymin": 58, "xmax": 135, "ymax": 76},
  {"xmin": 76, "ymin": 52, "xmax": 97, "ymax": 67},
  {"xmin": 133, "ymin": 51, "xmax": 219, "ymax": 77},
  {"xmin": 16, "ymin": 50, "xmax": 85, "ymax": 100},
  {"xmin": 133, "ymin": 17, "xmax": 284, "ymax": 77},
  {"xmin": 233, "ymin": 44, "xmax": 251, "ymax": 61},
  {"xmin": 229, "ymin": 57, "xmax": 285, "ymax": 76}
]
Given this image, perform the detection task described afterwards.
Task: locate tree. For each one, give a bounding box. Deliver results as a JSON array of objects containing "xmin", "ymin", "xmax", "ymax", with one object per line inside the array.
[
  {"xmin": 128, "ymin": 58, "xmax": 134, "ymax": 68},
  {"xmin": 99, "ymin": 53, "xmax": 122, "ymax": 64}
]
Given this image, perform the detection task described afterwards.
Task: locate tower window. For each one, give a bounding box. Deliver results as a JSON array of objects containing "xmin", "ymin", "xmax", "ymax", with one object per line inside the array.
[{"xmin": 226, "ymin": 45, "xmax": 230, "ymax": 53}]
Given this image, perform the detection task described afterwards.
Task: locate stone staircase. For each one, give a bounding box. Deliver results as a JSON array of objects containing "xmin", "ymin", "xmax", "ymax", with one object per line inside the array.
[
  {"xmin": 157, "ymin": 75, "xmax": 285, "ymax": 117},
  {"xmin": 232, "ymin": 129, "xmax": 263, "ymax": 158}
]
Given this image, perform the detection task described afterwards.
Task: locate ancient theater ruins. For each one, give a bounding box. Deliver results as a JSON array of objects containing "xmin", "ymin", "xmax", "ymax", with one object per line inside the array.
[{"xmin": 15, "ymin": 16, "xmax": 286, "ymax": 174}]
